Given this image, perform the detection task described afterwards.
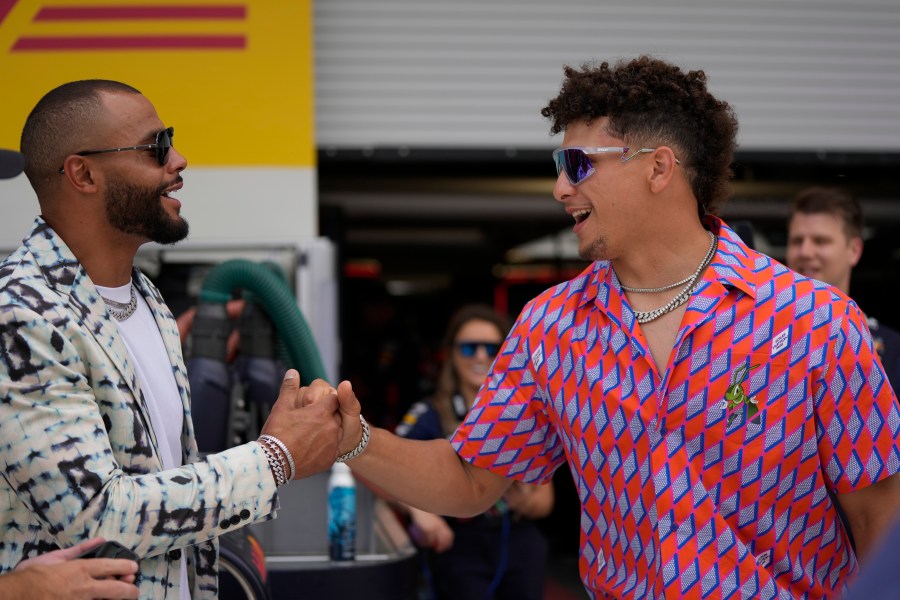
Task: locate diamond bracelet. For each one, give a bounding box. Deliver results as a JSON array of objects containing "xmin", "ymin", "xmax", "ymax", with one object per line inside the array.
[{"xmin": 258, "ymin": 434, "xmax": 296, "ymax": 480}]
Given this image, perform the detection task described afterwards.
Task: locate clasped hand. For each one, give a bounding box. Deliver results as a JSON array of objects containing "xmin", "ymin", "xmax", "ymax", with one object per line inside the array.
[{"xmin": 259, "ymin": 373, "xmax": 366, "ymax": 479}]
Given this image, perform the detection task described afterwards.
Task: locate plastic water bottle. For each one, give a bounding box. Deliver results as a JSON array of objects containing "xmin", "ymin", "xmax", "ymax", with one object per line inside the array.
[{"xmin": 327, "ymin": 462, "xmax": 356, "ymax": 561}]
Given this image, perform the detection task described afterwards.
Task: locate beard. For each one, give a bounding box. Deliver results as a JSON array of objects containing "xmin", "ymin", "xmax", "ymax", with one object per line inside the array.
[
  {"xmin": 104, "ymin": 175, "xmax": 189, "ymax": 245},
  {"xmin": 579, "ymin": 236, "xmax": 608, "ymax": 262}
]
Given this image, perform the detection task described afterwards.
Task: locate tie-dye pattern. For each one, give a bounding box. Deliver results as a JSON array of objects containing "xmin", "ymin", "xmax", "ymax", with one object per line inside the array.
[{"xmin": 0, "ymin": 218, "xmax": 279, "ymax": 598}]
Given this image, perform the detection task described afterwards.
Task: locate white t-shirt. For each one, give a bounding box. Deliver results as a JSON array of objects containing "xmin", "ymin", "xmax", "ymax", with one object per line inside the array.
[{"xmin": 97, "ymin": 282, "xmax": 190, "ymax": 599}]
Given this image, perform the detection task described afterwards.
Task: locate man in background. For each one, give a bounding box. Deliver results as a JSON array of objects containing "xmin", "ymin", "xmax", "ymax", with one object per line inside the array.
[{"xmin": 786, "ymin": 186, "xmax": 900, "ymax": 391}]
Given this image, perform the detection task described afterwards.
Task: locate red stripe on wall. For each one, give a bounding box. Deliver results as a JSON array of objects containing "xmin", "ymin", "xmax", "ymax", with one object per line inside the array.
[
  {"xmin": 34, "ymin": 5, "xmax": 245, "ymax": 21},
  {"xmin": 0, "ymin": 0, "xmax": 18, "ymax": 27},
  {"xmin": 13, "ymin": 35, "xmax": 245, "ymax": 50}
]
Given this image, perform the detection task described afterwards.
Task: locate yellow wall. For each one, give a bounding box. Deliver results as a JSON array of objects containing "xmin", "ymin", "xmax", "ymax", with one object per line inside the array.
[{"xmin": 0, "ymin": 0, "xmax": 315, "ymax": 167}]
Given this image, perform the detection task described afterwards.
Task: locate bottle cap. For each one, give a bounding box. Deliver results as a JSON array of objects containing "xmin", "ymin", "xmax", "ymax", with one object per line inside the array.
[{"xmin": 332, "ymin": 462, "xmax": 352, "ymax": 474}]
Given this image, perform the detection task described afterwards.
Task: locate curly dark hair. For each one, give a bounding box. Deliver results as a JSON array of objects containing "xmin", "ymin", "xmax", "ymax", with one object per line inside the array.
[{"xmin": 541, "ymin": 55, "xmax": 738, "ymax": 214}]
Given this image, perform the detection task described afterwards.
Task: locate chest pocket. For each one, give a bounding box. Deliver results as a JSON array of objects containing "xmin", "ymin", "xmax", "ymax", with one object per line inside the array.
[
  {"xmin": 684, "ymin": 351, "xmax": 792, "ymax": 462},
  {"xmin": 687, "ymin": 351, "xmax": 811, "ymax": 541}
]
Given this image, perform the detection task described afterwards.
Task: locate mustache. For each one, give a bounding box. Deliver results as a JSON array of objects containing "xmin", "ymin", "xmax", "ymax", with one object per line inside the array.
[{"xmin": 156, "ymin": 175, "xmax": 183, "ymax": 196}]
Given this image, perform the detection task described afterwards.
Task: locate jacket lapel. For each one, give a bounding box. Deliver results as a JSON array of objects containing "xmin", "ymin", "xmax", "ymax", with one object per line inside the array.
[{"xmin": 22, "ymin": 218, "xmax": 161, "ymax": 456}]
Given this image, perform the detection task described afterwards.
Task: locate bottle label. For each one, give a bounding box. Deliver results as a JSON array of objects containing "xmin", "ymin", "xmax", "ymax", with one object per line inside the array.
[{"xmin": 328, "ymin": 486, "xmax": 356, "ymax": 560}]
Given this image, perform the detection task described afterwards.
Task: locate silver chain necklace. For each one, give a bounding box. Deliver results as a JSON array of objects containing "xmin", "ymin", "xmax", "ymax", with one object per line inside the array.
[
  {"xmin": 101, "ymin": 284, "xmax": 138, "ymax": 321},
  {"xmin": 620, "ymin": 231, "xmax": 715, "ymax": 293},
  {"xmin": 631, "ymin": 232, "xmax": 717, "ymax": 324}
]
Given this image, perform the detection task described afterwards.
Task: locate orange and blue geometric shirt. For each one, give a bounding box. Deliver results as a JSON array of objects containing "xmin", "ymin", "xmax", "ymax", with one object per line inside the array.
[{"xmin": 451, "ymin": 216, "xmax": 900, "ymax": 599}]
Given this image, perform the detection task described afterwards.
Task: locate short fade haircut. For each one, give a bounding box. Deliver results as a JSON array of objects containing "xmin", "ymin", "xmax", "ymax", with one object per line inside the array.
[
  {"xmin": 790, "ymin": 186, "xmax": 863, "ymax": 240},
  {"xmin": 541, "ymin": 55, "xmax": 739, "ymax": 215},
  {"xmin": 20, "ymin": 79, "xmax": 141, "ymax": 196}
]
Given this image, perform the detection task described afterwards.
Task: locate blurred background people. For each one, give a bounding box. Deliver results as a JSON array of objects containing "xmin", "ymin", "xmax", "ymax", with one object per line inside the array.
[
  {"xmin": 395, "ymin": 303, "xmax": 554, "ymax": 600},
  {"xmin": 786, "ymin": 186, "xmax": 900, "ymax": 391},
  {"xmin": 844, "ymin": 515, "xmax": 900, "ymax": 600}
]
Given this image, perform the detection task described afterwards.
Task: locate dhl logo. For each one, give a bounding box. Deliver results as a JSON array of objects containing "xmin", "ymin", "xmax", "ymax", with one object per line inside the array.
[
  {"xmin": 2, "ymin": 2, "xmax": 247, "ymax": 51},
  {"xmin": 0, "ymin": 1, "xmax": 313, "ymax": 167}
]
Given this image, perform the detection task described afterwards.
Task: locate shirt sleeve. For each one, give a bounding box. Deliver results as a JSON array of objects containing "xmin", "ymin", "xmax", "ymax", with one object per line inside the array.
[
  {"xmin": 817, "ymin": 300, "xmax": 900, "ymax": 494},
  {"xmin": 450, "ymin": 301, "xmax": 566, "ymax": 485}
]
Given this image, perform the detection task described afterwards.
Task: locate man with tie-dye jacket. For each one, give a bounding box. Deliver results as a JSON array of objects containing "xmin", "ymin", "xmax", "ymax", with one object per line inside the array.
[
  {"xmin": 315, "ymin": 56, "xmax": 900, "ymax": 600},
  {"xmin": 0, "ymin": 80, "xmax": 342, "ymax": 599}
]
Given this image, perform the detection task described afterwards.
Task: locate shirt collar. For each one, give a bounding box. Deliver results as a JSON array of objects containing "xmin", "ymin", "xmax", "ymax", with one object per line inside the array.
[
  {"xmin": 576, "ymin": 215, "xmax": 761, "ymax": 310},
  {"xmin": 702, "ymin": 215, "xmax": 759, "ymax": 299}
]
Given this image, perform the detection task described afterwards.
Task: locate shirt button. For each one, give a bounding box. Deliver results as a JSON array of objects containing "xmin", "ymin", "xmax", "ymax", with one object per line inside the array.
[
  {"xmin": 168, "ymin": 549, "xmax": 181, "ymax": 560},
  {"xmin": 220, "ymin": 519, "xmax": 231, "ymax": 530},
  {"xmin": 230, "ymin": 514, "xmax": 242, "ymax": 526},
  {"xmin": 240, "ymin": 509, "xmax": 251, "ymax": 520}
]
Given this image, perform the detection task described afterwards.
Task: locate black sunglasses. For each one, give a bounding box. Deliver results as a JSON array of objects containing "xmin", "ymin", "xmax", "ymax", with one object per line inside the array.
[
  {"xmin": 456, "ymin": 341, "xmax": 501, "ymax": 358},
  {"xmin": 58, "ymin": 126, "xmax": 174, "ymax": 174}
]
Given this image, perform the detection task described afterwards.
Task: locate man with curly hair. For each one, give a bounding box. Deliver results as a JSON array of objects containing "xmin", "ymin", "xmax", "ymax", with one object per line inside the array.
[{"xmin": 315, "ymin": 56, "xmax": 900, "ymax": 599}]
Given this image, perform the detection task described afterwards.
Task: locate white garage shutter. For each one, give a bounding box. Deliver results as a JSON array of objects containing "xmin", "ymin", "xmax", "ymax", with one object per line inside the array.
[{"xmin": 314, "ymin": 0, "xmax": 900, "ymax": 152}]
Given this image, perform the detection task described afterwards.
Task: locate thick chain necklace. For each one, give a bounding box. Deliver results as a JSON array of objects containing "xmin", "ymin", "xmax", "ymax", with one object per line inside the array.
[
  {"xmin": 101, "ymin": 284, "xmax": 137, "ymax": 321},
  {"xmin": 631, "ymin": 232, "xmax": 717, "ymax": 324}
]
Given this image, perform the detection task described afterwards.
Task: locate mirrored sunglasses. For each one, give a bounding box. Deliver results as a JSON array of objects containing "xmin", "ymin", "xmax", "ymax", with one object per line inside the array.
[
  {"xmin": 552, "ymin": 146, "xmax": 661, "ymax": 186},
  {"xmin": 456, "ymin": 341, "xmax": 501, "ymax": 358}
]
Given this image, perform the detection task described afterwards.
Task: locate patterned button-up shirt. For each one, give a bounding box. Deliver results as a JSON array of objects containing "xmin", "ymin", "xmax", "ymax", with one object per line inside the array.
[{"xmin": 452, "ymin": 217, "xmax": 900, "ymax": 599}]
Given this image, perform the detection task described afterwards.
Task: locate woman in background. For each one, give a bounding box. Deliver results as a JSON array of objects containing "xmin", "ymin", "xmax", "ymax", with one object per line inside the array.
[{"xmin": 396, "ymin": 303, "xmax": 554, "ymax": 600}]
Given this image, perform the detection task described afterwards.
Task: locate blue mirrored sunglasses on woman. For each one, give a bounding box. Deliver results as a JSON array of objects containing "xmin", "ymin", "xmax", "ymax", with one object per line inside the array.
[{"xmin": 456, "ymin": 341, "xmax": 501, "ymax": 358}]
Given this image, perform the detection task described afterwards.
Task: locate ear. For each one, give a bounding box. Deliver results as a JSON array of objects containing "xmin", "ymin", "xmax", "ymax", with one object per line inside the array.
[
  {"xmin": 848, "ymin": 236, "xmax": 863, "ymax": 267},
  {"xmin": 647, "ymin": 146, "xmax": 680, "ymax": 194},
  {"xmin": 60, "ymin": 156, "xmax": 100, "ymax": 194}
]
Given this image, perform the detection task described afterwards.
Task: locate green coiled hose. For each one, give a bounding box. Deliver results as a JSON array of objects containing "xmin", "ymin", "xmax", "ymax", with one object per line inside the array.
[{"xmin": 198, "ymin": 258, "xmax": 329, "ymax": 384}]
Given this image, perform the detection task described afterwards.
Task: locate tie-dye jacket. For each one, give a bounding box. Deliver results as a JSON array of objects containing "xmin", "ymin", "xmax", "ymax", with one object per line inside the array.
[{"xmin": 0, "ymin": 218, "xmax": 279, "ymax": 598}]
